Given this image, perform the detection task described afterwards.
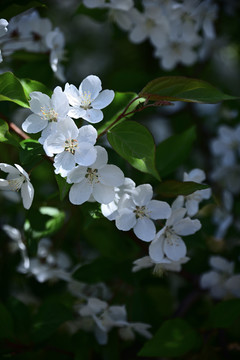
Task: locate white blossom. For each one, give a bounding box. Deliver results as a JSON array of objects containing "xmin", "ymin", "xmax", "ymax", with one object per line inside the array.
[
  {"xmin": 132, "ymin": 255, "xmax": 190, "ymax": 275},
  {"xmin": 116, "ymin": 184, "xmax": 171, "ymax": 242},
  {"xmin": 67, "ymin": 146, "xmax": 124, "ymax": 205},
  {"xmin": 45, "ymin": 27, "xmax": 66, "ymax": 81},
  {"xmin": 149, "ymin": 207, "xmax": 201, "ymax": 263},
  {"xmin": 22, "ymin": 87, "xmax": 69, "ymax": 144},
  {"xmin": 0, "ymin": 163, "xmax": 34, "ymax": 209},
  {"xmin": 44, "ymin": 118, "xmax": 97, "ymax": 177},
  {"xmin": 0, "ymin": 19, "xmax": 8, "ymax": 37},
  {"xmin": 64, "ymin": 75, "xmax": 114, "ymax": 123},
  {"xmin": 200, "ymin": 256, "xmax": 240, "ymax": 299}
]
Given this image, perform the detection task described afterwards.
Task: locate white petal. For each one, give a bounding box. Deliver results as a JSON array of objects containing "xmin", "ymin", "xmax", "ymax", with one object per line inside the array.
[
  {"xmin": 68, "ymin": 107, "xmax": 86, "ymax": 119},
  {"xmin": 64, "ymin": 83, "xmax": 81, "ymax": 107},
  {"xmin": 101, "ymin": 201, "xmax": 118, "ymax": 220},
  {"xmin": 93, "ymin": 183, "xmax": 115, "ymax": 204},
  {"xmin": 22, "ymin": 114, "xmax": 47, "ymax": 133},
  {"xmin": 77, "ymin": 125, "xmax": 97, "ymax": 145},
  {"xmin": 0, "ymin": 179, "xmax": 8, "ymax": 187},
  {"xmin": 134, "ymin": 217, "xmax": 156, "ymax": 242},
  {"xmin": 75, "ymin": 143, "xmax": 97, "ymax": 167},
  {"xmin": 173, "ymin": 218, "xmax": 201, "ymax": 236},
  {"xmin": 54, "ymin": 152, "xmax": 76, "ymax": 173},
  {"xmin": 132, "ymin": 184, "xmax": 153, "ymax": 206},
  {"xmin": 51, "ymin": 86, "xmax": 69, "ymax": 117},
  {"xmin": 14, "ymin": 164, "xmax": 29, "ymax": 179},
  {"xmin": 163, "ymin": 234, "xmax": 187, "ymax": 261},
  {"xmin": 0, "ymin": 163, "xmax": 19, "ymax": 175},
  {"xmin": 115, "ymin": 210, "xmax": 136, "ymax": 231},
  {"xmin": 83, "ymin": 109, "xmax": 103, "ymax": 124},
  {"xmin": 80, "ymin": 75, "xmax": 102, "ymax": 100},
  {"xmin": 67, "ymin": 166, "xmax": 86, "ymax": 184},
  {"xmin": 166, "ymin": 208, "xmax": 186, "ymax": 227},
  {"xmin": 200, "ymin": 271, "xmax": 221, "ymax": 289},
  {"xmin": 21, "ymin": 181, "xmax": 34, "ymax": 209},
  {"xmin": 92, "ymin": 90, "xmax": 114, "ymax": 109},
  {"xmin": 147, "ymin": 200, "xmax": 171, "ymax": 220},
  {"xmin": 69, "ymin": 180, "xmax": 92, "ymax": 205},
  {"xmin": 185, "ymin": 199, "xmax": 199, "ymax": 217},
  {"xmin": 91, "ymin": 146, "xmax": 108, "ymax": 169},
  {"xmin": 99, "ymin": 165, "xmax": 124, "ymax": 187},
  {"xmin": 29, "ymin": 92, "xmax": 51, "ymax": 115},
  {"xmin": 149, "ymin": 236, "xmax": 164, "ymax": 263}
]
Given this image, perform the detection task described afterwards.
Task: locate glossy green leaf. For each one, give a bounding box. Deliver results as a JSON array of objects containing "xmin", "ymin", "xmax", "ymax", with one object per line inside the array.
[
  {"xmin": 24, "ymin": 207, "xmax": 65, "ymax": 240},
  {"xmin": 0, "ymin": 302, "xmax": 14, "ymax": 339},
  {"xmin": 0, "ymin": 72, "xmax": 29, "ymax": 108},
  {"xmin": 0, "ymin": 118, "xmax": 19, "ymax": 147},
  {"xmin": 19, "ymin": 139, "xmax": 45, "ymax": 169},
  {"xmin": 97, "ymin": 92, "xmax": 143, "ymax": 135},
  {"xmin": 139, "ymin": 318, "xmax": 200, "ymax": 357},
  {"xmin": 32, "ymin": 300, "xmax": 73, "ymax": 342},
  {"xmin": 20, "ymin": 78, "xmax": 52, "ymax": 99},
  {"xmin": 208, "ymin": 299, "xmax": 240, "ymax": 329},
  {"xmin": 156, "ymin": 180, "xmax": 209, "ymax": 198},
  {"xmin": 108, "ymin": 120, "xmax": 160, "ymax": 180},
  {"xmin": 55, "ymin": 174, "xmax": 71, "ymax": 201},
  {"xmin": 139, "ymin": 76, "xmax": 238, "ymax": 103},
  {"xmin": 156, "ymin": 127, "xmax": 196, "ymax": 178}
]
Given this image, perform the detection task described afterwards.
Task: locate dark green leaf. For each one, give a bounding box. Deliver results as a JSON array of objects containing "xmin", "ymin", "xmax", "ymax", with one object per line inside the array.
[
  {"xmin": 32, "ymin": 300, "xmax": 73, "ymax": 342},
  {"xmin": 97, "ymin": 92, "xmax": 143, "ymax": 135},
  {"xmin": 139, "ymin": 318, "xmax": 200, "ymax": 357},
  {"xmin": 156, "ymin": 127, "xmax": 196, "ymax": 177},
  {"xmin": 0, "ymin": 72, "xmax": 29, "ymax": 108},
  {"xmin": 0, "ymin": 118, "xmax": 19, "ymax": 147},
  {"xmin": 208, "ymin": 299, "xmax": 240, "ymax": 329},
  {"xmin": 20, "ymin": 78, "xmax": 52, "ymax": 99},
  {"xmin": 24, "ymin": 207, "xmax": 65, "ymax": 240},
  {"xmin": 55, "ymin": 174, "xmax": 71, "ymax": 201},
  {"xmin": 19, "ymin": 139, "xmax": 45, "ymax": 169},
  {"xmin": 108, "ymin": 120, "xmax": 160, "ymax": 180},
  {"xmin": 156, "ymin": 180, "xmax": 209, "ymax": 198},
  {"xmin": 76, "ymin": 4, "xmax": 107, "ymax": 21},
  {"xmin": 139, "ymin": 76, "xmax": 238, "ymax": 103},
  {"xmin": 0, "ymin": 302, "xmax": 14, "ymax": 339}
]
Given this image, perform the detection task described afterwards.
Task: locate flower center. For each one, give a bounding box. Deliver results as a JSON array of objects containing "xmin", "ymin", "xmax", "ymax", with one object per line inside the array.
[
  {"xmin": 81, "ymin": 91, "xmax": 93, "ymax": 110},
  {"xmin": 64, "ymin": 139, "xmax": 78, "ymax": 154},
  {"xmin": 8, "ymin": 176, "xmax": 25, "ymax": 191},
  {"xmin": 134, "ymin": 205, "xmax": 147, "ymax": 219},
  {"xmin": 85, "ymin": 168, "xmax": 99, "ymax": 184},
  {"xmin": 41, "ymin": 107, "xmax": 58, "ymax": 122}
]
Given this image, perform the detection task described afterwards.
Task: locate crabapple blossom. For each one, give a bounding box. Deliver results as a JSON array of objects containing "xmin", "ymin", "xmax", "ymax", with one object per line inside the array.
[
  {"xmin": 200, "ymin": 256, "xmax": 240, "ymax": 299},
  {"xmin": 64, "ymin": 75, "xmax": 114, "ymax": 123},
  {"xmin": 149, "ymin": 207, "xmax": 201, "ymax": 263},
  {"xmin": 101, "ymin": 177, "xmax": 136, "ymax": 220},
  {"xmin": 45, "ymin": 27, "xmax": 66, "ymax": 81},
  {"xmin": 22, "ymin": 87, "xmax": 69, "ymax": 144},
  {"xmin": 115, "ymin": 184, "xmax": 171, "ymax": 242},
  {"xmin": 0, "ymin": 19, "xmax": 8, "ymax": 37},
  {"xmin": 132, "ymin": 255, "xmax": 190, "ymax": 275},
  {"xmin": 0, "ymin": 163, "xmax": 34, "ymax": 209},
  {"xmin": 172, "ymin": 168, "xmax": 211, "ymax": 217},
  {"xmin": 67, "ymin": 146, "xmax": 124, "ymax": 205},
  {"xmin": 43, "ymin": 117, "xmax": 98, "ymax": 177}
]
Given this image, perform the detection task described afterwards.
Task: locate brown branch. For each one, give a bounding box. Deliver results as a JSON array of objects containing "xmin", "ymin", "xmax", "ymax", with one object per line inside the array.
[{"xmin": 9, "ymin": 122, "xmax": 30, "ymax": 140}]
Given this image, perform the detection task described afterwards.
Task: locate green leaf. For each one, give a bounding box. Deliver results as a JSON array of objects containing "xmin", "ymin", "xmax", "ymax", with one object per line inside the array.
[
  {"xmin": 97, "ymin": 92, "xmax": 143, "ymax": 135},
  {"xmin": 76, "ymin": 4, "xmax": 107, "ymax": 21},
  {"xmin": 156, "ymin": 180, "xmax": 209, "ymax": 198},
  {"xmin": 55, "ymin": 174, "xmax": 71, "ymax": 201},
  {"xmin": 139, "ymin": 318, "xmax": 200, "ymax": 357},
  {"xmin": 19, "ymin": 139, "xmax": 45, "ymax": 169},
  {"xmin": 32, "ymin": 300, "xmax": 73, "ymax": 342},
  {"xmin": 139, "ymin": 76, "xmax": 238, "ymax": 103},
  {"xmin": 107, "ymin": 120, "xmax": 160, "ymax": 180},
  {"xmin": 0, "ymin": 302, "xmax": 14, "ymax": 339},
  {"xmin": 20, "ymin": 78, "xmax": 52, "ymax": 99},
  {"xmin": 24, "ymin": 207, "xmax": 65, "ymax": 240},
  {"xmin": 0, "ymin": 72, "xmax": 29, "ymax": 108},
  {"xmin": 208, "ymin": 299, "xmax": 240, "ymax": 329},
  {"xmin": 156, "ymin": 127, "xmax": 196, "ymax": 178},
  {"xmin": 0, "ymin": 118, "xmax": 19, "ymax": 147}
]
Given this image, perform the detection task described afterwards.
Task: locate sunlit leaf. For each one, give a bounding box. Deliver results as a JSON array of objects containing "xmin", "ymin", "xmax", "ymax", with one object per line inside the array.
[
  {"xmin": 139, "ymin": 76, "xmax": 238, "ymax": 103},
  {"xmin": 108, "ymin": 120, "xmax": 160, "ymax": 180},
  {"xmin": 0, "ymin": 72, "xmax": 29, "ymax": 108},
  {"xmin": 0, "ymin": 118, "xmax": 19, "ymax": 147}
]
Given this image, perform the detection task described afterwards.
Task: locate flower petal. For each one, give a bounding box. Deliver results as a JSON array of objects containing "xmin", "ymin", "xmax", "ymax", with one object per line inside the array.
[
  {"xmin": 163, "ymin": 234, "xmax": 187, "ymax": 261},
  {"xmin": 116, "ymin": 210, "xmax": 136, "ymax": 231},
  {"xmin": 77, "ymin": 125, "xmax": 97, "ymax": 145},
  {"xmin": 98, "ymin": 165, "xmax": 124, "ymax": 187},
  {"xmin": 75, "ymin": 143, "xmax": 97, "ymax": 167},
  {"xmin": 79, "ymin": 75, "xmax": 102, "ymax": 100},
  {"xmin": 173, "ymin": 218, "xmax": 201, "ymax": 236},
  {"xmin": 149, "ymin": 236, "xmax": 164, "ymax": 263},
  {"xmin": 147, "ymin": 200, "xmax": 171, "ymax": 220},
  {"xmin": 93, "ymin": 183, "xmax": 115, "ymax": 204},
  {"xmin": 21, "ymin": 181, "xmax": 34, "ymax": 209},
  {"xmin": 132, "ymin": 184, "xmax": 153, "ymax": 206},
  {"xmin": 22, "ymin": 114, "xmax": 47, "ymax": 133},
  {"xmin": 134, "ymin": 217, "xmax": 156, "ymax": 242},
  {"xmin": 83, "ymin": 108, "xmax": 103, "ymax": 124},
  {"xmin": 92, "ymin": 90, "xmax": 114, "ymax": 109},
  {"xmin": 69, "ymin": 180, "xmax": 92, "ymax": 205}
]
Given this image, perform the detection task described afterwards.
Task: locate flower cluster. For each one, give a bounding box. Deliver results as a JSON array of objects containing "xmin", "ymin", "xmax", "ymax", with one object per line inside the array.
[
  {"xmin": 0, "ymin": 18, "xmax": 8, "ymax": 63},
  {"xmin": 3, "ymin": 225, "xmax": 152, "ymax": 345},
  {"xmin": 83, "ymin": 0, "xmax": 218, "ymax": 70},
  {"xmin": 0, "ymin": 11, "xmax": 65, "ymax": 80}
]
